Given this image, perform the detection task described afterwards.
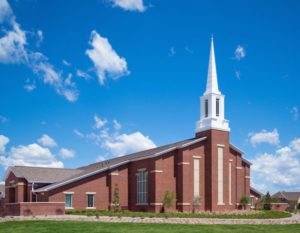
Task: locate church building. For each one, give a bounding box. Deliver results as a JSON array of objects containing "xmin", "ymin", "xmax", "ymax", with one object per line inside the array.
[{"xmin": 1, "ymin": 38, "xmax": 252, "ymax": 216}]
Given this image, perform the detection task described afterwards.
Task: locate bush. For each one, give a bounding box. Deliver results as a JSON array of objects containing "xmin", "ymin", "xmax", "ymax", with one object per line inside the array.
[
  {"xmin": 112, "ymin": 184, "xmax": 120, "ymax": 212},
  {"xmin": 263, "ymin": 192, "xmax": 272, "ymax": 210},
  {"xmin": 240, "ymin": 196, "xmax": 249, "ymax": 210},
  {"xmin": 162, "ymin": 191, "xmax": 176, "ymax": 212}
]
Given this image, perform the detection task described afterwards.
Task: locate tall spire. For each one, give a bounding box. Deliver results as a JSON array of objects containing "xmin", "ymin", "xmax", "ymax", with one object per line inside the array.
[{"xmin": 204, "ymin": 37, "xmax": 220, "ymax": 95}]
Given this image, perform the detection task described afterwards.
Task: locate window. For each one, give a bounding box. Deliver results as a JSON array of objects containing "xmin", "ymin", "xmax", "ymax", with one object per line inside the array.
[
  {"xmin": 65, "ymin": 194, "xmax": 72, "ymax": 208},
  {"xmin": 137, "ymin": 170, "xmax": 148, "ymax": 204},
  {"xmin": 87, "ymin": 194, "xmax": 94, "ymax": 208},
  {"xmin": 216, "ymin": 98, "xmax": 220, "ymax": 117},
  {"xmin": 249, "ymin": 196, "xmax": 254, "ymax": 207},
  {"xmin": 205, "ymin": 99, "xmax": 208, "ymax": 117}
]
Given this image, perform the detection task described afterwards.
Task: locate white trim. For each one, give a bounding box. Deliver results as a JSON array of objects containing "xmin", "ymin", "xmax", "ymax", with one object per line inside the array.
[
  {"xmin": 63, "ymin": 191, "xmax": 74, "ymax": 194},
  {"xmin": 150, "ymin": 170, "xmax": 163, "ymax": 173},
  {"xmin": 177, "ymin": 162, "xmax": 190, "ymax": 165},
  {"xmin": 86, "ymin": 207, "xmax": 96, "ymax": 209},
  {"xmin": 136, "ymin": 203, "xmax": 148, "ymax": 206},
  {"xmin": 150, "ymin": 203, "xmax": 163, "ymax": 206},
  {"xmin": 86, "ymin": 192, "xmax": 96, "ymax": 194},
  {"xmin": 230, "ymin": 143, "xmax": 244, "ymax": 154},
  {"xmin": 154, "ymin": 147, "xmax": 177, "ymax": 157},
  {"xmin": 6, "ymin": 202, "xmax": 65, "ymax": 204},
  {"xmin": 217, "ymin": 144, "xmax": 225, "ymax": 147},
  {"xmin": 217, "ymin": 147, "xmax": 224, "ymax": 205},
  {"xmin": 245, "ymin": 176, "xmax": 250, "ymax": 179},
  {"xmin": 217, "ymin": 203, "xmax": 225, "ymax": 205},
  {"xmin": 177, "ymin": 203, "xmax": 191, "ymax": 206},
  {"xmin": 193, "ymin": 155, "xmax": 202, "ymax": 159},
  {"xmin": 138, "ymin": 168, "xmax": 146, "ymax": 171},
  {"xmin": 179, "ymin": 137, "xmax": 207, "ymax": 148},
  {"xmin": 109, "ymin": 172, "xmax": 119, "ymax": 176},
  {"xmin": 65, "ymin": 207, "xmax": 74, "ymax": 210},
  {"xmin": 229, "ymin": 159, "xmax": 233, "ymax": 162},
  {"xmin": 229, "ymin": 161, "xmax": 232, "ymax": 205},
  {"xmin": 236, "ymin": 166, "xmax": 243, "ymax": 170}
]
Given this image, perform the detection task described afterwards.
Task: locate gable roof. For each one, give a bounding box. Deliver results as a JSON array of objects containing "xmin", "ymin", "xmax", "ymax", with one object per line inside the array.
[
  {"xmin": 250, "ymin": 186, "xmax": 263, "ymax": 197},
  {"xmin": 7, "ymin": 166, "xmax": 83, "ymax": 183},
  {"xmin": 35, "ymin": 137, "xmax": 207, "ymax": 192},
  {"xmin": 273, "ymin": 191, "xmax": 300, "ymax": 201}
]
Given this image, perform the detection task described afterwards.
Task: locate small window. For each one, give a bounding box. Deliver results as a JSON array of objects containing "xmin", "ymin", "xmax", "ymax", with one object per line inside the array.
[
  {"xmin": 87, "ymin": 194, "xmax": 94, "ymax": 208},
  {"xmin": 65, "ymin": 194, "xmax": 72, "ymax": 208},
  {"xmin": 205, "ymin": 99, "xmax": 208, "ymax": 117},
  {"xmin": 216, "ymin": 98, "xmax": 220, "ymax": 117}
]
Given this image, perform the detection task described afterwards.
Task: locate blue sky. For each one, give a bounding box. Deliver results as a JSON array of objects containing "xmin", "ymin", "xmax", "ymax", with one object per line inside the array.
[{"xmin": 0, "ymin": 0, "xmax": 300, "ymax": 194}]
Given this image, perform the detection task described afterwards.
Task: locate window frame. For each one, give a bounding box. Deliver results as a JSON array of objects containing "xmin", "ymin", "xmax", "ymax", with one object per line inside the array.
[
  {"xmin": 65, "ymin": 193, "xmax": 73, "ymax": 209},
  {"xmin": 87, "ymin": 193, "xmax": 95, "ymax": 208},
  {"xmin": 136, "ymin": 170, "xmax": 148, "ymax": 205}
]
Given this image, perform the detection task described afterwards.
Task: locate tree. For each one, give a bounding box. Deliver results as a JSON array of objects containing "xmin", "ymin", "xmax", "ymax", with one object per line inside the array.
[
  {"xmin": 162, "ymin": 191, "xmax": 176, "ymax": 212},
  {"xmin": 240, "ymin": 196, "xmax": 249, "ymax": 210},
  {"xmin": 263, "ymin": 191, "xmax": 272, "ymax": 210},
  {"xmin": 112, "ymin": 184, "xmax": 120, "ymax": 212}
]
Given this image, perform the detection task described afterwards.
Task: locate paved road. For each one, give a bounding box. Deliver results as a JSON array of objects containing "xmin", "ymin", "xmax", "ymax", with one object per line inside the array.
[{"xmin": 1, "ymin": 213, "xmax": 300, "ymax": 225}]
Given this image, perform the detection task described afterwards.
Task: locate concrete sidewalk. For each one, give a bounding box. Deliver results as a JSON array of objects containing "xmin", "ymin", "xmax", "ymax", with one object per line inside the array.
[{"xmin": 0, "ymin": 213, "xmax": 300, "ymax": 225}]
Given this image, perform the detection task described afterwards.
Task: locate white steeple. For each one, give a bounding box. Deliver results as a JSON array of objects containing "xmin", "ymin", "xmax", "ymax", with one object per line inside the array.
[
  {"xmin": 196, "ymin": 38, "xmax": 230, "ymax": 133},
  {"xmin": 205, "ymin": 37, "xmax": 221, "ymax": 95}
]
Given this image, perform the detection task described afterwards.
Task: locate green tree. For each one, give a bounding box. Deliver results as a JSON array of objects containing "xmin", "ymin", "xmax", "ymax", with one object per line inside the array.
[
  {"xmin": 263, "ymin": 191, "xmax": 272, "ymax": 210},
  {"xmin": 112, "ymin": 184, "xmax": 120, "ymax": 212},
  {"xmin": 162, "ymin": 191, "xmax": 176, "ymax": 212}
]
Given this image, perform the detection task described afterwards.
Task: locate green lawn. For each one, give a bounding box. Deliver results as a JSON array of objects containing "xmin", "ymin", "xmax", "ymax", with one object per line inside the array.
[
  {"xmin": 66, "ymin": 209, "xmax": 291, "ymax": 219},
  {"xmin": 0, "ymin": 221, "xmax": 299, "ymax": 233}
]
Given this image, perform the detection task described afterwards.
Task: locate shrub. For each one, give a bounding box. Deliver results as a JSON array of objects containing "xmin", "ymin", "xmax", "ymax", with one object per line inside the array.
[
  {"xmin": 112, "ymin": 184, "xmax": 120, "ymax": 212},
  {"xmin": 192, "ymin": 195, "xmax": 200, "ymax": 213},
  {"xmin": 263, "ymin": 192, "xmax": 272, "ymax": 210},
  {"xmin": 162, "ymin": 191, "xmax": 176, "ymax": 211},
  {"xmin": 240, "ymin": 196, "xmax": 249, "ymax": 210}
]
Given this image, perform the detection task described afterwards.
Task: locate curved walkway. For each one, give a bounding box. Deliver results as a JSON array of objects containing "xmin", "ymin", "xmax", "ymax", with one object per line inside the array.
[{"xmin": 1, "ymin": 213, "xmax": 300, "ymax": 225}]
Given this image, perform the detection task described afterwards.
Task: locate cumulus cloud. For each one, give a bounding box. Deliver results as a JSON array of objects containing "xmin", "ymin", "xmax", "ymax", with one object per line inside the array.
[
  {"xmin": 0, "ymin": 142, "xmax": 63, "ymax": 168},
  {"xmin": 109, "ymin": 0, "xmax": 146, "ymax": 12},
  {"xmin": 234, "ymin": 45, "xmax": 246, "ymax": 60},
  {"xmin": 59, "ymin": 148, "xmax": 75, "ymax": 159},
  {"xmin": 251, "ymin": 138, "xmax": 300, "ymax": 192},
  {"xmin": 291, "ymin": 106, "xmax": 298, "ymax": 121},
  {"xmin": 0, "ymin": 135, "xmax": 9, "ymax": 154},
  {"xmin": 86, "ymin": 31, "xmax": 129, "ymax": 85},
  {"xmin": 249, "ymin": 129, "xmax": 279, "ymax": 147},
  {"xmin": 74, "ymin": 116, "xmax": 156, "ymax": 158},
  {"xmin": 38, "ymin": 134, "xmax": 57, "ymax": 148},
  {"xmin": 0, "ymin": 0, "xmax": 79, "ymax": 102}
]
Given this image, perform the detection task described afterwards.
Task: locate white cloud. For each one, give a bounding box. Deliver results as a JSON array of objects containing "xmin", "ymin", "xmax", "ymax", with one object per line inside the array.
[
  {"xmin": 94, "ymin": 115, "xmax": 107, "ymax": 129},
  {"xmin": 184, "ymin": 46, "xmax": 193, "ymax": 54},
  {"xmin": 86, "ymin": 31, "xmax": 129, "ymax": 85},
  {"xmin": 59, "ymin": 148, "xmax": 75, "ymax": 159},
  {"xmin": 0, "ymin": 115, "xmax": 7, "ymax": 123},
  {"xmin": 24, "ymin": 78, "xmax": 36, "ymax": 92},
  {"xmin": 74, "ymin": 117, "xmax": 156, "ymax": 158},
  {"xmin": 0, "ymin": 135, "xmax": 9, "ymax": 154},
  {"xmin": 291, "ymin": 106, "xmax": 298, "ymax": 121},
  {"xmin": 251, "ymin": 138, "xmax": 300, "ymax": 193},
  {"xmin": 235, "ymin": 70, "xmax": 241, "ymax": 80},
  {"xmin": 36, "ymin": 30, "xmax": 43, "ymax": 47},
  {"xmin": 76, "ymin": 69, "xmax": 91, "ymax": 80},
  {"xmin": 0, "ymin": 0, "xmax": 79, "ymax": 102},
  {"xmin": 109, "ymin": 0, "xmax": 146, "ymax": 12},
  {"xmin": 249, "ymin": 129, "xmax": 279, "ymax": 147},
  {"xmin": 96, "ymin": 155, "xmax": 106, "ymax": 162},
  {"xmin": 113, "ymin": 119, "xmax": 122, "ymax": 130},
  {"xmin": 104, "ymin": 131, "xmax": 156, "ymax": 157},
  {"xmin": 62, "ymin": 59, "xmax": 71, "ymax": 66},
  {"xmin": 0, "ymin": 143, "xmax": 63, "ymax": 168},
  {"xmin": 38, "ymin": 134, "xmax": 57, "ymax": 148},
  {"xmin": 234, "ymin": 45, "xmax": 246, "ymax": 60}
]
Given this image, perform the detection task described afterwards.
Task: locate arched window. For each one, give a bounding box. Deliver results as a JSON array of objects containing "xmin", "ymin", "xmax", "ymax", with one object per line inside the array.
[
  {"xmin": 216, "ymin": 98, "xmax": 220, "ymax": 117},
  {"xmin": 205, "ymin": 99, "xmax": 208, "ymax": 117}
]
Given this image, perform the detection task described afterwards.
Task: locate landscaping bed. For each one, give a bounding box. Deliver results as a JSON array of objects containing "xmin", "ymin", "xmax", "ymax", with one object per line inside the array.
[{"xmin": 66, "ymin": 209, "xmax": 291, "ymax": 219}]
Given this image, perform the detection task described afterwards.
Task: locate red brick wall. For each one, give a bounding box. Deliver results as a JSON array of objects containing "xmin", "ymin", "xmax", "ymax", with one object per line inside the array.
[{"xmin": 271, "ymin": 203, "xmax": 289, "ymax": 211}]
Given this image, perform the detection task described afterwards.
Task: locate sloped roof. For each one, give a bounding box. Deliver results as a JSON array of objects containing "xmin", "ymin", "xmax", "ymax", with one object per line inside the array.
[
  {"xmin": 35, "ymin": 137, "xmax": 207, "ymax": 192},
  {"xmin": 8, "ymin": 166, "xmax": 83, "ymax": 183},
  {"xmin": 250, "ymin": 186, "xmax": 263, "ymax": 197},
  {"xmin": 273, "ymin": 191, "xmax": 300, "ymax": 201}
]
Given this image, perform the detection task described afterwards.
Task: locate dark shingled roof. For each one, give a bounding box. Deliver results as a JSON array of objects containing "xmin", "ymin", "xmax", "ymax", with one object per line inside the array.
[
  {"xmin": 35, "ymin": 137, "xmax": 206, "ymax": 192},
  {"xmin": 8, "ymin": 166, "xmax": 83, "ymax": 183},
  {"xmin": 273, "ymin": 191, "xmax": 300, "ymax": 201}
]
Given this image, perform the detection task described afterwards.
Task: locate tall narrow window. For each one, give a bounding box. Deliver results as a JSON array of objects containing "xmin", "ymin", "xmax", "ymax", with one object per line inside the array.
[
  {"xmin": 216, "ymin": 98, "xmax": 220, "ymax": 117},
  {"xmin": 194, "ymin": 158, "xmax": 200, "ymax": 200},
  {"xmin": 137, "ymin": 170, "xmax": 148, "ymax": 204},
  {"xmin": 205, "ymin": 99, "xmax": 208, "ymax": 117},
  {"xmin": 87, "ymin": 194, "xmax": 94, "ymax": 208},
  {"xmin": 229, "ymin": 161, "xmax": 232, "ymax": 205},
  {"xmin": 217, "ymin": 147, "xmax": 224, "ymax": 205},
  {"xmin": 65, "ymin": 194, "xmax": 72, "ymax": 208}
]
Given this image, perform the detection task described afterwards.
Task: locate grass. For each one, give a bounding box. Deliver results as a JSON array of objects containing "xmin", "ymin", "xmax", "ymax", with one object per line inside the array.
[
  {"xmin": 66, "ymin": 209, "xmax": 292, "ymax": 219},
  {"xmin": 0, "ymin": 221, "xmax": 299, "ymax": 233}
]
